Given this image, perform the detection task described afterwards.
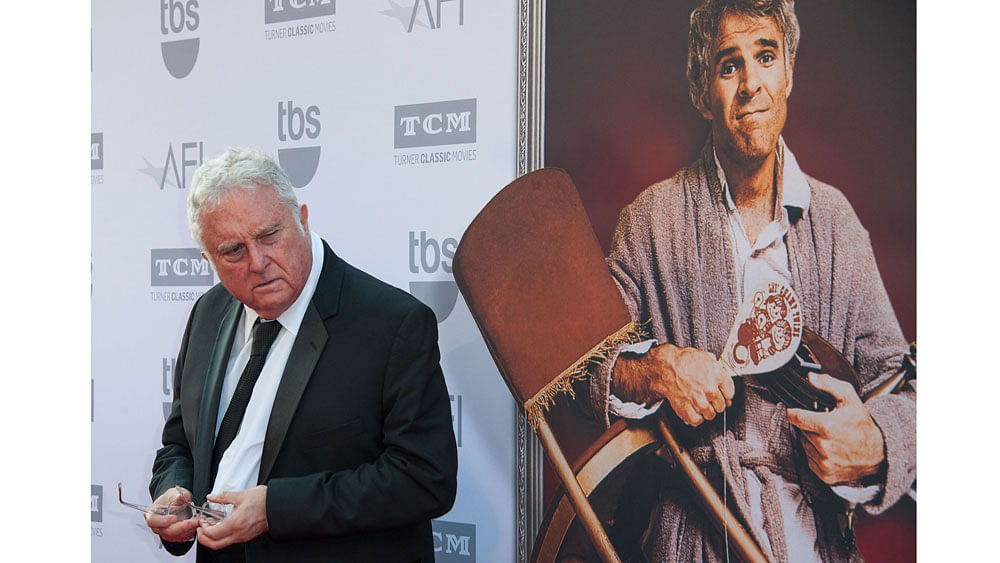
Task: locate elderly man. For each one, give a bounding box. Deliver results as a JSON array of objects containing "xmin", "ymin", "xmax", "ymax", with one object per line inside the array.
[
  {"xmin": 146, "ymin": 148, "xmax": 457, "ymax": 562},
  {"xmin": 590, "ymin": 0, "xmax": 915, "ymax": 560}
]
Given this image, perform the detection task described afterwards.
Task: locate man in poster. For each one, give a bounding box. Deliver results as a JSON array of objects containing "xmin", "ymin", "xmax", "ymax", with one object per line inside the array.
[{"xmin": 590, "ymin": 1, "xmax": 915, "ymax": 560}]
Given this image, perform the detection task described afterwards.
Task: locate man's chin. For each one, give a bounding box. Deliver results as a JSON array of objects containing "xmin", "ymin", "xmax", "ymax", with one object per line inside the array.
[{"xmin": 248, "ymin": 293, "xmax": 293, "ymax": 320}]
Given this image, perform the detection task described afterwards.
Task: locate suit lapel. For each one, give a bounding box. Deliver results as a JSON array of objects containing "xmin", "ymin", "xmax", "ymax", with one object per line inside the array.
[
  {"xmin": 193, "ymin": 298, "xmax": 240, "ymax": 499},
  {"xmin": 258, "ymin": 302, "xmax": 328, "ymax": 483},
  {"xmin": 258, "ymin": 240, "xmax": 344, "ymax": 483}
]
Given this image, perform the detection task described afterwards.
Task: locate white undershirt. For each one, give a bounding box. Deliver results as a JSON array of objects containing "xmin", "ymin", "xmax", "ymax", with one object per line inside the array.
[
  {"xmin": 716, "ymin": 141, "xmax": 821, "ymax": 562},
  {"xmin": 210, "ymin": 230, "xmax": 324, "ymax": 496}
]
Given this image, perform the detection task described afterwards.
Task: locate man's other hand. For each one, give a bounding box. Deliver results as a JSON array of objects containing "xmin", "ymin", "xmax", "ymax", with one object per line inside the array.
[
  {"xmin": 197, "ymin": 485, "xmax": 269, "ymax": 550},
  {"xmin": 786, "ymin": 372, "xmax": 885, "ymax": 484},
  {"xmin": 613, "ymin": 343, "xmax": 735, "ymax": 426},
  {"xmin": 145, "ymin": 486, "xmax": 200, "ymax": 543}
]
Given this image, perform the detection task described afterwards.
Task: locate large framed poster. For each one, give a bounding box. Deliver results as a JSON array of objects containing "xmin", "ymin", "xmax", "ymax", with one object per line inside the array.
[{"xmin": 514, "ymin": 1, "xmax": 915, "ymax": 561}]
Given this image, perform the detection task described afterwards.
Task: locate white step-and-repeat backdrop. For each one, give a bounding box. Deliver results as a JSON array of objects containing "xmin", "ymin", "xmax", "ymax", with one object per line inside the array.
[{"xmin": 92, "ymin": 2, "xmax": 517, "ymax": 561}]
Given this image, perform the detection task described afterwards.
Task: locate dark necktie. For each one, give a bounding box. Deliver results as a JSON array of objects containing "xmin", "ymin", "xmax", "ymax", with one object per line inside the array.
[{"xmin": 211, "ymin": 318, "xmax": 282, "ymax": 486}]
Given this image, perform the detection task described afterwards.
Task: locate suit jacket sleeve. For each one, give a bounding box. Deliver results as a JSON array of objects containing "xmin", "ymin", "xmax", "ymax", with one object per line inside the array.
[
  {"xmin": 149, "ymin": 298, "xmax": 199, "ymax": 556},
  {"xmin": 264, "ymin": 303, "xmax": 458, "ymax": 540}
]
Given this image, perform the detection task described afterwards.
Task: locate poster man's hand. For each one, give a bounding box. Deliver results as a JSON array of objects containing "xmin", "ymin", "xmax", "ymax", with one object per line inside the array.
[
  {"xmin": 614, "ymin": 343, "xmax": 735, "ymax": 426},
  {"xmin": 787, "ymin": 372, "xmax": 885, "ymax": 484}
]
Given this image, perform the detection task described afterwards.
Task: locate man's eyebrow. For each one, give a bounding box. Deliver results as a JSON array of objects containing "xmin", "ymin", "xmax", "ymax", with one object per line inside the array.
[
  {"xmin": 254, "ymin": 222, "xmax": 283, "ymax": 238},
  {"xmin": 713, "ymin": 46, "xmax": 739, "ymax": 67},
  {"xmin": 757, "ymin": 37, "xmax": 779, "ymax": 50},
  {"xmin": 215, "ymin": 240, "xmax": 241, "ymax": 254}
]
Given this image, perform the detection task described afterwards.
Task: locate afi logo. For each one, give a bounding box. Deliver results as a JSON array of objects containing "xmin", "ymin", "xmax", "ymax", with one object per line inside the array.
[
  {"xmin": 91, "ymin": 133, "xmax": 104, "ymax": 170},
  {"xmin": 450, "ymin": 394, "xmax": 462, "ymax": 447},
  {"xmin": 266, "ymin": 0, "xmax": 335, "ymax": 24},
  {"xmin": 157, "ymin": 142, "xmax": 203, "ymax": 190},
  {"xmin": 380, "ymin": 0, "xmax": 464, "ymax": 33},
  {"xmin": 408, "ymin": 231, "xmax": 459, "ymax": 323},
  {"xmin": 277, "ymin": 101, "xmax": 322, "ymax": 188},
  {"xmin": 91, "ymin": 485, "xmax": 104, "ymax": 523},
  {"xmin": 432, "ymin": 520, "xmax": 475, "ymax": 561},
  {"xmin": 151, "ymin": 249, "xmax": 214, "ymax": 286},
  {"xmin": 160, "ymin": 0, "xmax": 200, "ymax": 78},
  {"xmin": 162, "ymin": 357, "xmax": 176, "ymax": 421}
]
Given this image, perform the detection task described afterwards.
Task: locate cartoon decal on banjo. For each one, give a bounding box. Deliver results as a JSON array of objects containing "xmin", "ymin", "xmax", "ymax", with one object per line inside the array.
[{"xmin": 723, "ymin": 281, "xmax": 803, "ymax": 375}]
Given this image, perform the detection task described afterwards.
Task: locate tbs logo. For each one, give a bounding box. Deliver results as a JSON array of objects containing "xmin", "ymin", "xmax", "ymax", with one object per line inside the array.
[
  {"xmin": 91, "ymin": 133, "xmax": 104, "ymax": 170},
  {"xmin": 91, "ymin": 485, "xmax": 103, "ymax": 523},
  {"xmin": 151, "ymin": 249, "xmax": 214, "ymax": 286},
  {"xmin": 432, "ymin": 520, "xmax": 475, "ymax": 561},
  {"xmin": 394, "ymin": 99, "xmax": 476, "ymax": 149},
  {"xmin": 265, "ymin": 0, "xmax": 335, "ymax": 24},
  {"xmin": 408, "ymin": 232, "xmax": 458, "ymax": 323},
  {"xmin": 277, "ymin": 101, "xmax": 322, "ymax": 188},
  {"xmin": 160, "ymin": 0, "xmax": 200, "ymax": 79}
]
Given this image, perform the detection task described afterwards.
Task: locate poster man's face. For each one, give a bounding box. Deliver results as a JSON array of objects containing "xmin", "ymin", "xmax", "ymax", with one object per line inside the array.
[{"xmin": 701, "ymin": 12, "xmax": 792, "ymax": 167}]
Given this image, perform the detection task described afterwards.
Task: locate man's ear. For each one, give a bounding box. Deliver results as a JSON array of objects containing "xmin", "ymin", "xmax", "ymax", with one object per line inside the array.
[
  {"xmin": 299, "ymin": 204, "xmax": 309, "ymax": 232},
  {"xmin": 201, "ymin": 250, "xmax": 216, "ymax": 271},
  {"xmin": 785, "ymin": 59, "xmax": 794, "ymax": 98},
  {"xmin": 696, "ymin": 92, "xmax": 713, "ymax": 121}
]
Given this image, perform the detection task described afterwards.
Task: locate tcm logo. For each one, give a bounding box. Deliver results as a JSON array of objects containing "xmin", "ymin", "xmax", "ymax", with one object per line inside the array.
[
  {"xmin": 160, "ymin": 0, "xmax": 200, "ymax": 79},
  {"xmin": 265, "ymin": 0, "xmax": 335, "ymax": 24},
  {"xmin": 91, "ymin": 133, "xmax": 104, "ymax": 170},
  {"xmin": 408, "ymin": 231, "xmax": 458, "ymax": 323},
  {"xmin": 450, "ymin": 394, "xmax": 462, "ymax": 447},
  {"xmin": 151, "ymin": 249, "xmax": 214, "ymax": 286},
  {"xmin": 91, "ymin": 485, "xmax": 103, "ymax": 523},
  {"xmin": 432, "ymin": 520, "xmax": 475, "ymax": 561},
  {"xmin": 139, "ymin": 142, "xmax": 204, "ymax": 190},
  {"xmin": 162, "ymin": 357, "xmax": 176, "ymax": 421},
  {"xmin": 380, "ymin": 0, "xmax": 464, "ymax": 32},
  {"xmin": 394, "ymin": 99, "xmax": 476, "ymax": 149},
  {"xmin": 277, "ymin": 101, "xmax": 321, "ymax": 188}
]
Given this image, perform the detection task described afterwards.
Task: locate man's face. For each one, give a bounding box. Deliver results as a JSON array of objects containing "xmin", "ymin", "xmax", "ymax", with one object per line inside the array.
[
  {"xmin": 700, "ymin": 12, "xmax": 792, "ymax": 167},
  {"xmin": 198, "ymin": 185, "xmax": 312, "ymax": 320}
]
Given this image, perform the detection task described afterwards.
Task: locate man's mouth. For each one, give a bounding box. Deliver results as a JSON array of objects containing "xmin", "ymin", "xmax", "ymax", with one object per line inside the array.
[
  {"xmin": 254, "ymin": 279, "xmax": 281, "ymax": 291},
  {"xmin": 737, "ymin": 107, "xmax": 768, "ymax": 120}
]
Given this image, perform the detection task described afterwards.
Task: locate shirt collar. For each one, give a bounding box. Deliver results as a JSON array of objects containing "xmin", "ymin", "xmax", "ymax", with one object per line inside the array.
[
  {"xmin": 715, "ymin": 137, "xmax": 811, "ymax": 214},
  {"xmin": 241, "ymin": 230, "xmax": 325, "ymax": 343}
]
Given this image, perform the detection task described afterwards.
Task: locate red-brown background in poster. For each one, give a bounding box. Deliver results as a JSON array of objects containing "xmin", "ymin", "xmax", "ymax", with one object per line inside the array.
[{"xmin": 543, "ymin": 1, "xmax": 915, "ymax": 560}]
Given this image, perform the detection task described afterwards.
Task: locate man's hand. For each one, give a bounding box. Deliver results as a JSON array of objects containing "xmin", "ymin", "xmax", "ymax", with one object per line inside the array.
[
  {"xmin": 145, "ymin": 486, "xmax": 200, "ymax": 543},
  {"xmin": 613, "ymin": 343, "xmax": 735, "ymax": 426},
  {"xmin": 197, "ymin": 485, "xmax": 269, "ymax": 550},
  {"xmin": 786, "ymin": 372, "xmax": 885, "ymax": 484}
]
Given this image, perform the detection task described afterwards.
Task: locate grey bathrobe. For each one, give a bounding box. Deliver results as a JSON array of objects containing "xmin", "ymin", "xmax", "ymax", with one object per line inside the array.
[{"xmin": 591, "ymin": 142, "xmax": 916, "ymax": 562}]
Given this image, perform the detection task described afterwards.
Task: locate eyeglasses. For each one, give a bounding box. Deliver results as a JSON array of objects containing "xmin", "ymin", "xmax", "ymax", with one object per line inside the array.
[{"xmin": 117, "ymin": 483, "xmax": 228, "ymax": 525}]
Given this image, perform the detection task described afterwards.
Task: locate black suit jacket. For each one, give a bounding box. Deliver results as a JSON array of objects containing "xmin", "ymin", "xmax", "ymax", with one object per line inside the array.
[{"xmin": 150, "ymin": 241, "xmax": 458, "ymax": 562}]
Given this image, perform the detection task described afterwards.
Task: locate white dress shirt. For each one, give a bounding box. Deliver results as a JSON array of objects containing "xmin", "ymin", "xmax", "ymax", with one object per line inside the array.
[{"xmin": 210, "ymin": 230, "xmax": 324, "ymax": 496}]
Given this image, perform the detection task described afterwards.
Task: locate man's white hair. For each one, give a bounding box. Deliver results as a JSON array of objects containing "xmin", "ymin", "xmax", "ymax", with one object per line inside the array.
[{"xmin": 187, "ymin": 147, "xmax": 301, "ymax": 249}]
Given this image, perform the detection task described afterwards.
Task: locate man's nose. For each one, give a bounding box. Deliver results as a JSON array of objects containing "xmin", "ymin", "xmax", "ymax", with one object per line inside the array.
[
  {"xmin": 247, "ymin": 242, "xmax": 269, "ymax": 273},
  {"xmin": 739, "ymin": 65, "xmax": 762, "ymax": 99}
]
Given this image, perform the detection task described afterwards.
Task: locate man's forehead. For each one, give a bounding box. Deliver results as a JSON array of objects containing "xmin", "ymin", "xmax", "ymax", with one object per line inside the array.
[
  {"xmin": 712, "ymin": 12, "xmax": 782, "ymax": 57},
  {"xmin": 200, "ymin": 187, "xmax": 289, "ymax": 238}
]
